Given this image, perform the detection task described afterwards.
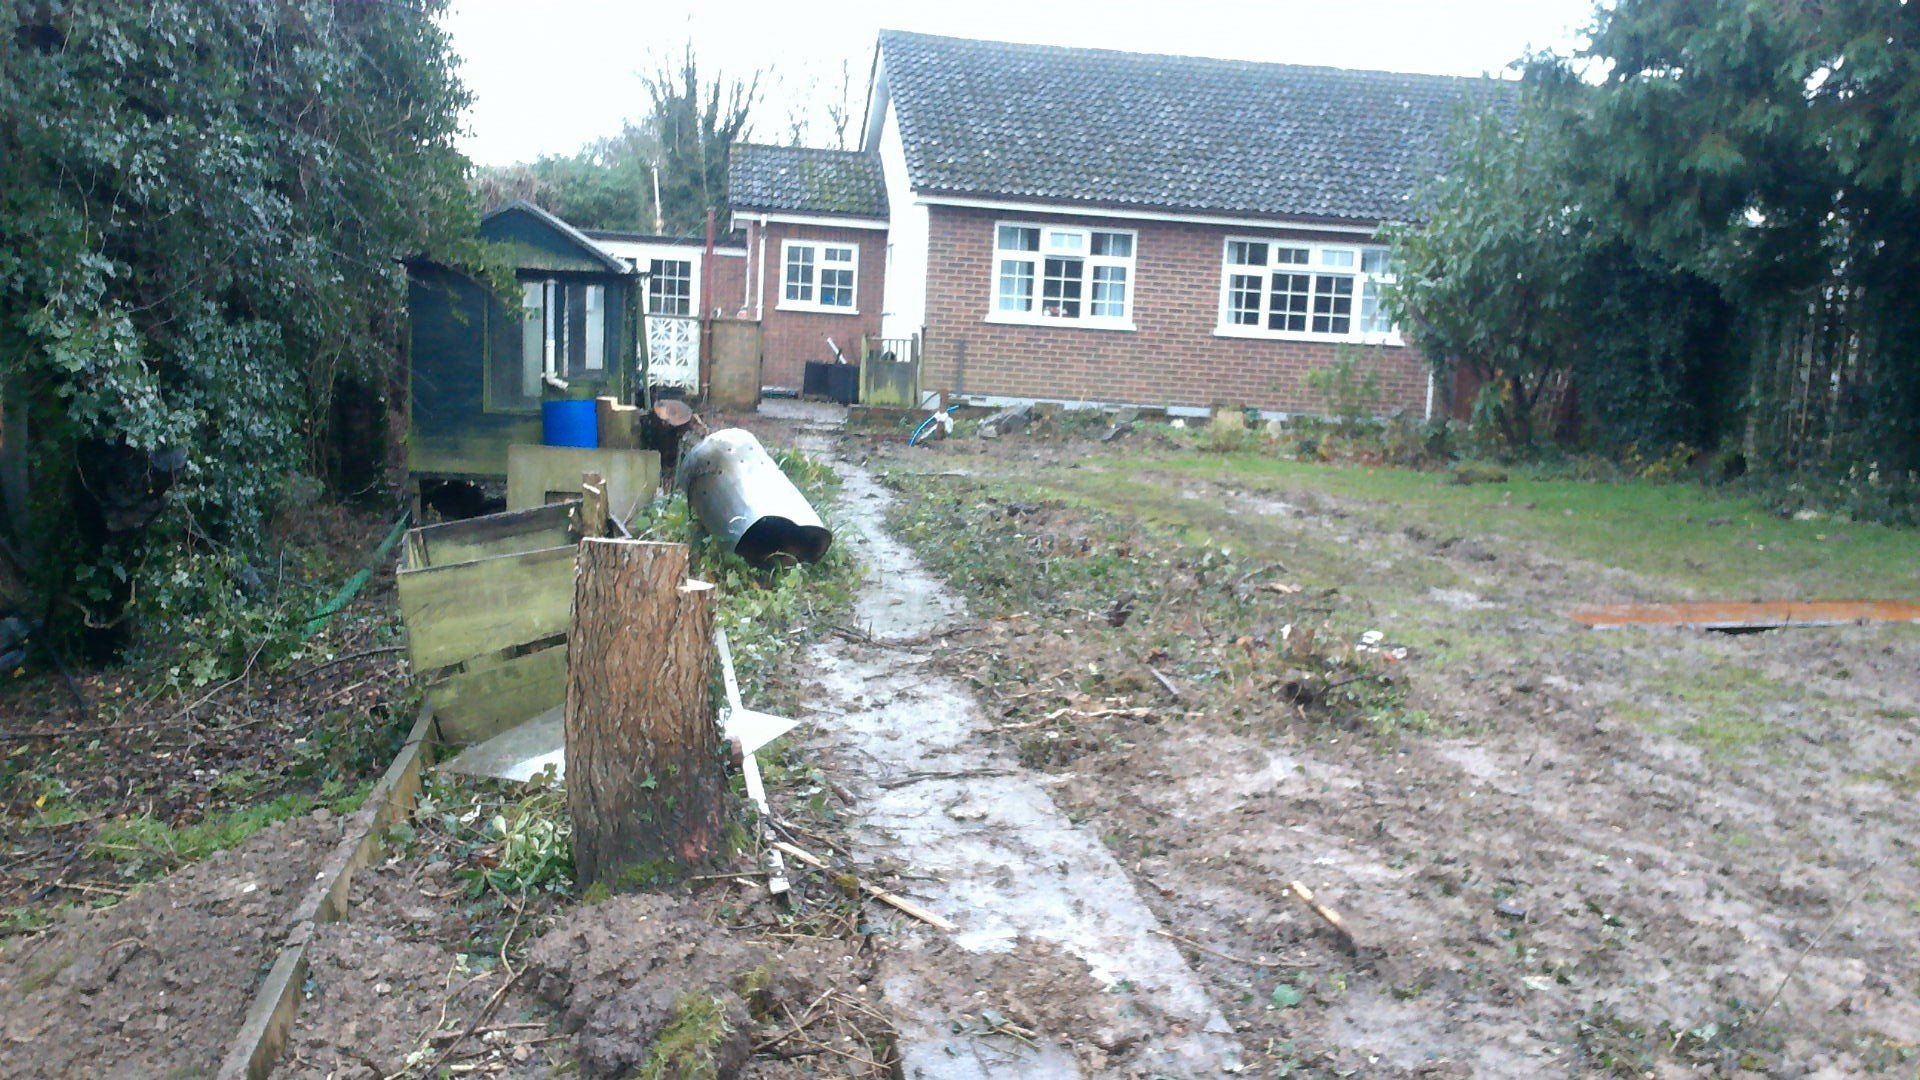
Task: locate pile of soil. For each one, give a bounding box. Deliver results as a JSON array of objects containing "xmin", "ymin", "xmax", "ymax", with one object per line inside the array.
[
  {"xmin": 0, "ymin": 812, "xmax": 342, "ymax": 1077},
  {"xmin": 524, "ymin": 889, "xmax": 896, "ymax": 1079},
  {"xmin": 282, "ymin": 846, "xmax": 565, "ymax": 1078}
]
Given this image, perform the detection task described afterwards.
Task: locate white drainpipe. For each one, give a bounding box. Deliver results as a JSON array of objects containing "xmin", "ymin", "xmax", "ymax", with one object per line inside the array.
[{"xmin": 753, "ymin": 215, "xmax": 768, "ymax": 321}]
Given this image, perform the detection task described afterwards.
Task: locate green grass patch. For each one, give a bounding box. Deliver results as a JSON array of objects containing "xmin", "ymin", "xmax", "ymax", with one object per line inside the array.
[
  {"xmin": 1130, "ymin": 452, "xmax": 1920, "ymax": 597},
  {"xmin": 88, "ymin": 778, "xmax": 368, "ymax": 878}
]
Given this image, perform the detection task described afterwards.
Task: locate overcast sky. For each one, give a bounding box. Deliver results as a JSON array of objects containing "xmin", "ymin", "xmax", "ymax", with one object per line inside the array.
[{"xmin": 442, "ymin": 0, "xmax": 1602, "ymax": 168}]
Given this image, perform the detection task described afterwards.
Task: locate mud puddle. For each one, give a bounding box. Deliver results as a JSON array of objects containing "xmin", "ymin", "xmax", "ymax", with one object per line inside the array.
[{"xmin": 804, "ymin": 455, "xmax": 1241, "ymax": 1077}]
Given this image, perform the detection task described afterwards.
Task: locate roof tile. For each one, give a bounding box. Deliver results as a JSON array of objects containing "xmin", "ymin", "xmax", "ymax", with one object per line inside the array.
[
  {"xmin": 728, "ymin": 144, "xmax": 888, "ymax": 219},
  {"xmin": 879, "ymin": 30, "xmax": 1516, "ymax": 224}
]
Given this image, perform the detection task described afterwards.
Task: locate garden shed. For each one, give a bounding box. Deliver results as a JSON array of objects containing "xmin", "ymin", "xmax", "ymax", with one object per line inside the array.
[{"xmin": 406, "ymin": 201, "xmax": 640, "ymax": 480}]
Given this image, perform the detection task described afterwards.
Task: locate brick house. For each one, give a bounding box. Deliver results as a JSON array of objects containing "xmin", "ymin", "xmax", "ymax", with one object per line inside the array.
[
  {"xmin": 733, "ymin": 31, "xmax": 1512, "ymax": 417},
  {"xmin": 726, "ymin": 145, "xmax": 889, "ymax": 392}
]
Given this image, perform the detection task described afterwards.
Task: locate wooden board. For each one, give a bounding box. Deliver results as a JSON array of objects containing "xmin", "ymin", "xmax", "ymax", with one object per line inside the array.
[
  {"xmin": 505, "ymin": 444, "xmax": 660, "ymax": 525},
  {"xmin": 1570, "ymin": 599, "xmax": 1920, "ymax": 631},
  {"xmin": 405, "ymin": 501, "xmax": 577, "ymax": 569},
  {"xmin": 396, "ymin": 544, "xmax": 576, "ymax": 673},
  {"xmin": 428, "ymin": 642, "xmax": 568, "ymax": 746}
]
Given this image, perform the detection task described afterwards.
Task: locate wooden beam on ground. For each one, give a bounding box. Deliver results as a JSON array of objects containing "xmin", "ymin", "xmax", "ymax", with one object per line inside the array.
[
  {"xmin": 565, "ymin": 539, "xmax": 726, "ymax": 886},
  {"xmin": 1569, "ymin": 599, "xmax": 1920, "ymax": 631}
]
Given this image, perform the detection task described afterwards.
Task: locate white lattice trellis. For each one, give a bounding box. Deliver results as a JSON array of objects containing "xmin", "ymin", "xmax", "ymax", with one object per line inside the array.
[{"xmin": 646, "ymin": 314, "xmax": 700, "ymax": 392}]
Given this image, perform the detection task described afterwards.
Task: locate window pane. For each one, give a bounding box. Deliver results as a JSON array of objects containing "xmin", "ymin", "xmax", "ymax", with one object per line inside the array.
[
  {"xmin": 784, "ymin": 245, "xmax": 814, "ymax": 301},
  {"xmin": 1274, "ymin": 247, "xmax": 1310, "ymax": 266},
  {"xmin": 997, "ymin": 225, "xmax": 1039, "ymax": 252},
  {"xmin": 1319, "ymin": 248, "xmax": 1357, "ymax": 269},
  {"xmin": 820, "ymin": 267, "xmax": 855, "ymax": 307},
  {"xmin": 649, "ymin": 259, "xmax": 692, "ymax": 316},
  {"xmin": 1268, "ymin": 272, "xmax": 1310, "ymax": 332},
  {"xmin": 1361, "ymin": 280, "xmax": 1393, "ymax": 334},
  {"xmin": 1045, "ymin": 229, "xmax": 1087, "ymax": 254},
  {"xmin": 1228, "ymin": 241, "xmax": 1268, "ymax": 267},
  {"xmin": 1228, "ymin": 273, "xmax": 1262, "ymax": 325},
  {"xmin": 1361, "ymin": 248, "xmax": 1390, "ymax": 275},
  {"xmin": 1092, "ymin": 231, "xmax": 1132, "ymax": 257},
  {"xmin": 823, "ymin": 246, "xmax": 855, "ymax": 264},
  {"xmin": 1091, "ymin": 265, "xmax": 1127, "ymax": 317},
  {"xmin": 1312, "ymin": 274, "xmax": 1354, "ymax": 334},
  {"xmin": 563, "ymin": 283, "xmax": 588, "ymax": 374},
  {"xmin": 520, "ymin": 282, "xmax": 544, "ymax": 397},
  {"xmin": 1042, "ymin": 256, "xmax": 1083, "ymax": 317},
  {"xmin": 582, "ymin": 284, "xmax": 605, "ymax": 371},
  {"xmin": 996, "ymin": 258, "xmax": 1035, "ymax": 312}
]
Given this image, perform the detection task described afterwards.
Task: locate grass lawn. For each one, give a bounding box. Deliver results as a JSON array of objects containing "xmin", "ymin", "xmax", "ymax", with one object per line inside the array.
[{"xmin": 1113, "ymin": 451, "xmax": 1920, "ymax": 598}]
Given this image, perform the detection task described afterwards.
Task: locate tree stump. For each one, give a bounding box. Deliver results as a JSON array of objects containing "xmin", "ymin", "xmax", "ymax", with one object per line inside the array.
[{"xmin": 565, "ymin": 539, "xmax": 722, "ymax": 886}]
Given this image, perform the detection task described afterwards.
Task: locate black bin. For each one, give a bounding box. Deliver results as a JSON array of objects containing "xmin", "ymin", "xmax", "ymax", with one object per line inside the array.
[{"xmin": 802, "ymin": 361, "xmax": 860, "ymax": 405}]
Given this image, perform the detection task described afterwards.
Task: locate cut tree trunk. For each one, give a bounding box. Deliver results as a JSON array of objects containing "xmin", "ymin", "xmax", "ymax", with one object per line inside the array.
[{"xmin": 565, "ymin": 539, "xmax": 722, "ymax": 886}]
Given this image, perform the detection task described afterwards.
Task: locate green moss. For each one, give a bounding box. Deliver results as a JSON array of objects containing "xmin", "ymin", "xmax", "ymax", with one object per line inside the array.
[{"xmin": 638, "ymin": 992, "xmax": 733, "ymax": 1080}]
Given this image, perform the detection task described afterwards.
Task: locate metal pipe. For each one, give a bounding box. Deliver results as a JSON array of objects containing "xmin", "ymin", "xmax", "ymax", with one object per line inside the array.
[{"xmin": 678, "ymin": 429, "xmax": 832, "ymax": 566}]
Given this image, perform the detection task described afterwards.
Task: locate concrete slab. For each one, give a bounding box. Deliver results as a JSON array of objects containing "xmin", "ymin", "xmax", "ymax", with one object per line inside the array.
[{"xmin": 438, "ymin": 706, "xmax": 565, "ymax": 783}]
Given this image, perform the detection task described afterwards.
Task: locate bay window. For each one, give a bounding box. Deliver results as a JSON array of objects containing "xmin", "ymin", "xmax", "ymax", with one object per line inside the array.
[
  {"xmin": 1218, "ymin": 239, "xmax": 1399, "ymax": 342},
  {"xmin": 780, "ymin": 241, "xmax": 858, "ymax": 313},
  {"xmin": 993, "ymin": 223, "xmax": 1135, "ymax": 327}
]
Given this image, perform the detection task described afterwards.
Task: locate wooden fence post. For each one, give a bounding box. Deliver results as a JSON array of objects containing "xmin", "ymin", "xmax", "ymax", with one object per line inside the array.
[{"xmin": 565, "ymin": 539, "xmax": 723, "ymax": 886}]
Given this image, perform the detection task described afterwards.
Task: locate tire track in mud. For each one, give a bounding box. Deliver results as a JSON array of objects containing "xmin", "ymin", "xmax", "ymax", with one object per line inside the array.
[{"xmin": 805, "ymin": 452, "xmax": 1243, "ymax": 1077}]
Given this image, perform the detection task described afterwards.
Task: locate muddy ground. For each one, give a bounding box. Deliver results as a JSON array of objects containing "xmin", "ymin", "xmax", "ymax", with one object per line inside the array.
[
  {"xmin": 846, "ymin": 421, "xmax": 1920, "ymax": 1077},
  {"xmin": 2, "ymin": 405, "xmax": 1912, "ymax": 1078},
  {"xmin": 0, "ymin": 812, "xmax": 343, "ymax": 1077}
]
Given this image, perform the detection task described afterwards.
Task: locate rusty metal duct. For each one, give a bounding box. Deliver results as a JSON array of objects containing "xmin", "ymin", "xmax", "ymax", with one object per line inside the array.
[{"xmin": 678, "ymin": 429, "xmax": 833, "ymax": 566}]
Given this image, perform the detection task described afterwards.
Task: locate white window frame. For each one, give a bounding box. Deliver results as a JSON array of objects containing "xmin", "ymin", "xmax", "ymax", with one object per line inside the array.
[
  {"xmin": 987, "ymin": 221, "xmax": 1137, "ymax": 331},
  {"xmin": 1214, "ymin": 237, "xmax": 1402, "ymax": 345},
  {"xmin": 777, "ymin": 240, "xmax": 859, "ymax": 315}
]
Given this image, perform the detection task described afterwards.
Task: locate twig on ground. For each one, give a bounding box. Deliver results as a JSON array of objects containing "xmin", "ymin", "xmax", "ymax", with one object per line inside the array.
[
  {"xmin": 1147, "ymin": 667, "xmax": 1184, "ymax": 699},
  {"xmin": 1753, "ymin": 858, "xmax": 1882, "ymax": 1028},
  {"xmin": 772, "ymin": 840, "xmax": 957, "ymax": 932},
  {"xmin": 1288, "ymin": 880, "xmax": 1357, "ymax": 954},
  {"xmin": 1151, "ymin": 927, "xmax": 1309, "ymax": 969}
]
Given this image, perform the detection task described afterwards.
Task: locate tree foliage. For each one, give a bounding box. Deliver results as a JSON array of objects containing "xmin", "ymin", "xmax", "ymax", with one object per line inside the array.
[
  {"xmin": 1397, "ymin": 0, "xmax": 1920, "ymax": 477},
  {"xmin": 478, "ymin": 125, "xmax": 658, "ymax": 232},
  {"xmin": 0, "ymin": 0, "xmax": 477, "ymax": 640},
  {"xmin": 644, "ymin": 46, "xmax": 758, "ymax": 236},
  {"xmin": 477, "ymin": 46, "xmax": 759, "ymax": 237}
]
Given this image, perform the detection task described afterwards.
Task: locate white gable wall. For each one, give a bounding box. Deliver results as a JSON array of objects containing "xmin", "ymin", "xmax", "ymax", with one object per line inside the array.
[{"xmin": 876, "ymin": 93, "xmax": 927, "ymax": 342}]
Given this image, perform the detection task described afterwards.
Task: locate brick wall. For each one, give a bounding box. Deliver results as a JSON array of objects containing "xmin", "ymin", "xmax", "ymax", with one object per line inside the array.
[
  {"xmin": 707, "ymin": 249, "xmax": 748, "ymax": 318},
  {"xmin": 749, "ymin": 221, "xmax": 886, "ymax": 390},
  {"xmin": 921, "ymin": 206, "xmax": 1431, "ymax": 416}
]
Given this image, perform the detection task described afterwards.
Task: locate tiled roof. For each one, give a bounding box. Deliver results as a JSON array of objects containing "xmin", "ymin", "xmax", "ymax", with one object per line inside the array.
[
  {"xmin": 878, "ymin": 30, "xmax": 1516, "ymax": 224},
  {"xmin": 728, "ymin": 144, "xmax": 889, "ymax": 219}
]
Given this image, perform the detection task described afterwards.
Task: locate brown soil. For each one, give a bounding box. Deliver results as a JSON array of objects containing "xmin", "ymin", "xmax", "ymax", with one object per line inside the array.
[
  {"xmin": 858, "ymin": 428, "xmax": 1920, "ymax": 1076},
  {"xmin": 280, "ymin": 846, "xmax": 566, "ymax": 1078},
  {"xmin": 0, "ymin": 811, "xmax": 343, "ymax": 1078}
]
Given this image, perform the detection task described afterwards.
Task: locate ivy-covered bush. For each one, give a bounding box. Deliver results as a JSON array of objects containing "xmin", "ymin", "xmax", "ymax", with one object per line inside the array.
[{"xmin": 0, "ymin": 1, "xmax": 480, "ymax": 642}]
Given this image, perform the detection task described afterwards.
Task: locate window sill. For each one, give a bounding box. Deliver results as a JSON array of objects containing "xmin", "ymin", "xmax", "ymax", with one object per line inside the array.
[
  {"xmin": 776, "ymin": 302, "xmax": 860, "ymax": 316},
  {"xmin": 984, "ymin": 312, "xmax": 1136, "ymax": 333},
  {"xmin": 1212, "ymin": 324, "xmax": 1405, "ymax": 347}
]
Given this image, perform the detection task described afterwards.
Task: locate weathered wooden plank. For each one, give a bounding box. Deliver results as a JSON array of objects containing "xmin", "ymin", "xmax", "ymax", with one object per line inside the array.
[
  {"xmin": 407, "ymin": 501, "xmax": 576, "ymax": 569},
  {"xmin": 396, "ymin": 544, "xmax": 576, "ymax": 673},
  {"xmin": 506, "ymin": 444, "xmax": 660, "ymax": 525},
  {"xmin": 218, "ymin": 701, "xmax": 438, "ymax": 1080},
  {"xmin": 428, "ymin": 642, "xmax": 568, "ymax": 746},
  {"xmin": 1570, "ymin": 599, "xmax": 1920, "ymax": 630}
]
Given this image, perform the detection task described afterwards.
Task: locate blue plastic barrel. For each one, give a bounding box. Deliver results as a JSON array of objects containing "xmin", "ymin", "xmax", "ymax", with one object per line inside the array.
[{"xmin": 541, "ymin": 399, "xmax": 598, "ymax": 448}]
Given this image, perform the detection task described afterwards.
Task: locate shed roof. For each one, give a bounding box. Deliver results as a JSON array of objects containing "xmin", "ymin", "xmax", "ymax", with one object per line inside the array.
[
  {"xmin": 728, "ymin": 144, "xmax": 889, "ymax": 220},
  {"xmin": 877, "ymin": 30, "xmax": 1516, "ymax": 224}
]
